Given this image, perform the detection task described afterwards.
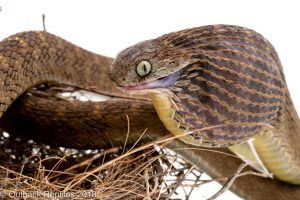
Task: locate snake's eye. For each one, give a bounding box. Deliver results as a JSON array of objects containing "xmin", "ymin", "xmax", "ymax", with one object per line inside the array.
[{"xmin": 136, "ymin": 61, "xmax": 152, "ymax": 77}]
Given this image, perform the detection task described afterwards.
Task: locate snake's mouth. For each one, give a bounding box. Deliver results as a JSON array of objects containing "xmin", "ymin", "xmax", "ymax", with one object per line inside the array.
[{"xmin": 120, "ymin": 73, "xmax": 178, "ymax": 92}]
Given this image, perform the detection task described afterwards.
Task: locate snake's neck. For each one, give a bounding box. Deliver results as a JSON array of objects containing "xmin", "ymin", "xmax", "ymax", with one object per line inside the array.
[
  {"xmin": 149, "ymin": 92, "xmax": 183, "ymax": 135},
  {"xmin": 149, "ymin": 91, "xmax": 214, "ymax": 146}
]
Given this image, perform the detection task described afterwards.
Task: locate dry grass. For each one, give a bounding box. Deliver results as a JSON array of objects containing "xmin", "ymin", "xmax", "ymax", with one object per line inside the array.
[
  {"xmin": 0, "ymin": 86, "xmax": 270, "ymax": 200},
  {"xmin": 0, "ymin": 132, "xmax": 215, "ymax": 200}
]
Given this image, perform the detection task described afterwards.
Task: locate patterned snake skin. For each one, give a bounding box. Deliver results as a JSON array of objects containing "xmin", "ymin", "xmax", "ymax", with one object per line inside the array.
[
  {"xmin": 1, "ymin": 25, "xmax": 300, "ymax": 187},
  {"xmin": 0, "ymin": 30, "xmax": 120, "ymax": 118},
  {"xmin": 110, "ymin": 25, "xmax": 300, "ymax": 184}
]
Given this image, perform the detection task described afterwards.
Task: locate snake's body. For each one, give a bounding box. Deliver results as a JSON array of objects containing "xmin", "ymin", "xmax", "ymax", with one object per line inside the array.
[
  {"xmin": 110, "ymin": 25, "xmax": 300, "ymax": 184},
  {"xmin": 1, "ymin": 25, "xmax": 300, "ymax": 185}
]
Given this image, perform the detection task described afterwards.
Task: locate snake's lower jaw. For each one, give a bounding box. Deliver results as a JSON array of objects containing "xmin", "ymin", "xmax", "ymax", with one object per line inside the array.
[{"xmin": 119, "ymin": 87, "xmax": 162, "ymax": 95}]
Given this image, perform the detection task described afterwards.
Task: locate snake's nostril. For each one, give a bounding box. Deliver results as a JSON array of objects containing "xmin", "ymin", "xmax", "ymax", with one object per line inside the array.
[{"xmin": 122, "ymin": 77, "xmax": 126, "ymax": 81}]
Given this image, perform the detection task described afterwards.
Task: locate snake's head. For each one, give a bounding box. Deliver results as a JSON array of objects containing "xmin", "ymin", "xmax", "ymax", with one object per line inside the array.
[{"xmin": 109, "ymin": 38, "xmax": 188, "ymax": 93}]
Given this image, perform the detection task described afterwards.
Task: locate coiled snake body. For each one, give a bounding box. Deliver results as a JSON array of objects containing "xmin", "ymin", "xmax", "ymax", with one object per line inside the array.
[{"xmin": 1, "ymin": 25, "xmax": 300, "ymax": 185}]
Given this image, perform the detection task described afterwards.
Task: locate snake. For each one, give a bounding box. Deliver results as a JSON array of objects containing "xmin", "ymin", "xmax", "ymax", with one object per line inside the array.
[
  {"xmin": 0, "ymin": 24, "xmax": 299, "ymax": 187},
  {"xmin": 110, "ymin": 24, "xmax": 300, "ymax": 185}
]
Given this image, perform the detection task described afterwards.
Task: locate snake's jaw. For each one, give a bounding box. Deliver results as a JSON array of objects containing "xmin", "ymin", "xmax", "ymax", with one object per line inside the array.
[
  {"xmin": 113, "ymin": 73, "xmax": 178, "ymax": 97},
  {"xmin": 122, "ymin": 72, "xmax": 178, "ymax": 90}
]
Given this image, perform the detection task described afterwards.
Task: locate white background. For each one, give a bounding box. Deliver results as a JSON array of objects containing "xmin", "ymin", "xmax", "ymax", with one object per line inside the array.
[{"xmin": 1, "ymin": 0, "xmax": 299, "ymax": 199}]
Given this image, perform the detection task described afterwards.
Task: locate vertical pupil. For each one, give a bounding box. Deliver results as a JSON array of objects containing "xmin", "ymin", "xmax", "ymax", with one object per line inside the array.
[{"xmin": 143, "ymin": 64, "xmax": 147, "ymax": 74}]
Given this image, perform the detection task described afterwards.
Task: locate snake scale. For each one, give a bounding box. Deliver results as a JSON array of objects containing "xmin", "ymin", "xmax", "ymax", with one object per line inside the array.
[{"xmin": 1, "ymin": 25, "xmax": 300, "ymax": 186}]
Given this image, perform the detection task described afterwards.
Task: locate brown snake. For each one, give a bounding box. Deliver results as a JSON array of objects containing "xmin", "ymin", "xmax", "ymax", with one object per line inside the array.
[
  {"xmin": 0, "ymin": 25, "xmax": 300, "ymax": 190},
  {"xmin": 110, "ymin": 25, "xmax": 300, "ymax": 184}
]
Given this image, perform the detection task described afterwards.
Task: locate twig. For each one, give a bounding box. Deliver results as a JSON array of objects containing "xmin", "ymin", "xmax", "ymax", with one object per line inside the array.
[
  {"xmin": 208, "ymin": 162, "xmax": 248, "ymax": 200},
  {"xmin": 186, "ymin": 170, "xmax": 202, "ymax": 199},
  {"xmin": 64, "ymin": 147, "xmax": 119, "ymax": 172},
  {"xmin": 237, "ymin": 170, "xmax": 271, "ymax": 179},
  {"xmin": 42, "ymin": 14, "xmax": 46, "ymax": 31},
  {"xmin": 167, "ymin": 165, "xmax": 195, "ymax": 199},
  {"xmin": 144, "ymin": 168, "xmax": 151, "ymax": 200},
  {"xmin": 128, "ymin": 128, "xmax": 147, "ymax": 153},
  {"xmin": 122, "ymin": 115, "xmax": 130, "ymax": 155}
]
